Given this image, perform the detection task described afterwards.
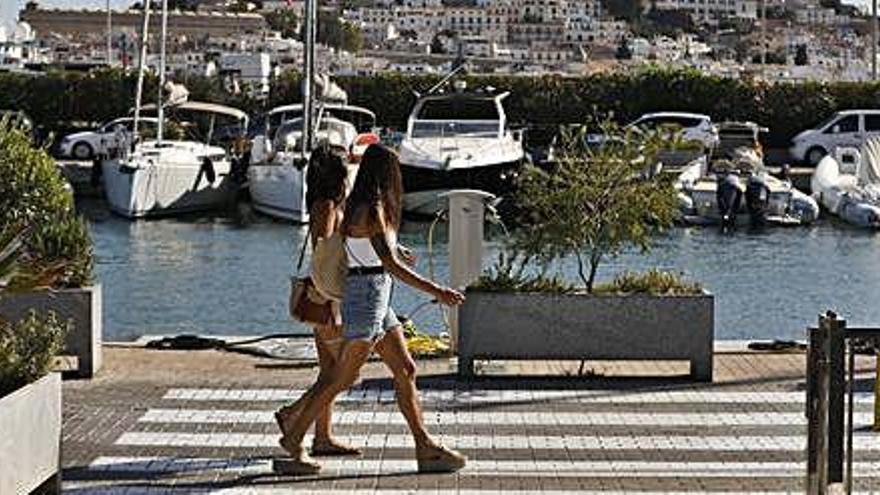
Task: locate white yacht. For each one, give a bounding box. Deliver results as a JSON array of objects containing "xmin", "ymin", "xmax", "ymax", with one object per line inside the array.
[
  {"xmin": 247, "ymin": 103, "xmax": 377, "ymax": 222},
  {"xmin": 102, "ymin": 102, "xmax": 248, "ymax": 218},
  {"xmin": 811, "ymin": 140, "xmax": 880, "ymax": 229},
  {"xmin": 101, "ymin": 1, "xmax": 248, "ymax": 219},
  {"xmin": 397, "ymin": 81, "xmax": 526, "ymax": 217}
]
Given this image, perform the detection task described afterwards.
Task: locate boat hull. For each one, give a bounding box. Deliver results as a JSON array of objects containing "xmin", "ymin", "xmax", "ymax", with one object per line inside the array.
[
  {"xmin": 680, "ymin": 176, "xmax": 819, "ymax": 227},
  {"xmin": 400, "ymin": 160, "xmax": 523, "ymax": 217},
  {"xmin": 101, "ymin": 146, "xmax": 236, "ymax": 219},
  {"xmin": 247, "ymin": 156, "xmax": 359, "ymax": 223},
  {"xmin": 247, "ymin": 163, "xmax": 308, "ymax": 223}
]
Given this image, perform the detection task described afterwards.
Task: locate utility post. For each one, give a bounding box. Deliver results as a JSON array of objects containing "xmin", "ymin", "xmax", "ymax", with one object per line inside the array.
[
  {"xmin": 106, "ymin": 0, "xmax": 113, "ymax": 66},
  {"xmin": 873, "ymin": 0, "xmax": 878, "ymax": 80}
]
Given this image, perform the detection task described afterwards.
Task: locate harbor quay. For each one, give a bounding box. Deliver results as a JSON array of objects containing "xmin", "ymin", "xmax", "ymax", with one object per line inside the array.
[{"xmin": 59, "ymin": 342, "xmax": 880, "ymax": 494}]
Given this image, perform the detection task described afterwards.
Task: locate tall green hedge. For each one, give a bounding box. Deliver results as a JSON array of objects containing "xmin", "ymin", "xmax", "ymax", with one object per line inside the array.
[{"xmin": 4, "ymin": 67, "xmax": 880, "ymax": 148}]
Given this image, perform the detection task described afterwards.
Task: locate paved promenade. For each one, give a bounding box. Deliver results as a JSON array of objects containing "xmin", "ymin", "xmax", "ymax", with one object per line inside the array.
[{"xmin": 61, "ymin": 345, "xmax": 880, "ymax": 494}]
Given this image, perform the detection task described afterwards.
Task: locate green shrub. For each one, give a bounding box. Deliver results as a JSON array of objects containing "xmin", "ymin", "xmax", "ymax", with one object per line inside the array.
[
  {"xmin": 471, "ymin": 252, "xmax": 576, "ymax": 294},
  {"xmin": 509, "ymin": 123, "xmax": 679, "ymax": 292},
  {"xmin": 0, "ymin": 118, "xmax": 93, "ymax": 288},
  {"xmin": 593, "ymin": 269, "xmax": 703, "ymax": 296},
  {"xmin": 0, "ymin": 310, "xmax": 69, "ymax": 398},
  {"xmin": 7, "ymin": 67, "xmax": 880, "ymax": 149}
]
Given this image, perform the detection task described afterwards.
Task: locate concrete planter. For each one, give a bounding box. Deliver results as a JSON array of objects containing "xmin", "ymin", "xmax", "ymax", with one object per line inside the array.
[
  {"xmin": 0, "ymin": 285, "xmax": 102, "ymax": 378},
  {"xmin": 0, "ymin": 373, "xmax": 62, "ymax": 494},
  {"xmin": 458, "ymin": 289, "xmax": 714, "ymax": 381}
]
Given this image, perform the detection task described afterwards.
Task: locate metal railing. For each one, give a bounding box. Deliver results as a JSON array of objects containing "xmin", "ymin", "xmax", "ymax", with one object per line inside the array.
[{"xmin": 805, "ymin": 311, "xmax": 880, "ymax": 495}]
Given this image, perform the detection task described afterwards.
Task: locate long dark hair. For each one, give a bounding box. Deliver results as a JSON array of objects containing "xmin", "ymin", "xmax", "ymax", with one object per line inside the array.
[
  {"xmin": 305, "ymin": 145, "xmax": 347, "ymax": 212},
  {"xmin": 344, "ymin": 143, "xmax": 402, "ymax": 231}
]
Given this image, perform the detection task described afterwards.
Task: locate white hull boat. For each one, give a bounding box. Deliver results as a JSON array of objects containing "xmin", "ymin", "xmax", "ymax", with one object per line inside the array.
[
  {"xmin": 398, "ymin": 83, "xmax": 526, "ymax": 217},
  {"xmin": 811, "ymin": 142, "xmax": 880, "ymax": 229},
  {"xmin": 247, "ymin": 103, "xmax": 376, "ymax": 223},
  {"xmin": 103, "ymin": 4, "xmax": 248, "ymax": 219},
  {"xmin": 103, "ymin": 141, "xmax": 236, "ymax": 218},
  {"xmin": 677, "ymin": 122, "xmax": 819, "ymax": 227}
]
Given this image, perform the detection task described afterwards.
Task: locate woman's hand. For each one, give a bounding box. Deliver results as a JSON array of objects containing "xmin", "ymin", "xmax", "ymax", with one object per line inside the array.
[
  {"xmin": 435, "ymin": 286, "xmax": 465, "ymax": 306},
  {"xmin": 397, "ymin": 245, "xmax": 416, "ymax": 266}
]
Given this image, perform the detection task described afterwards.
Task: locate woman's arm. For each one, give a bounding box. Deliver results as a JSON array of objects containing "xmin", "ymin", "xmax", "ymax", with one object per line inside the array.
[{"xmin": 368, "ymin": 208, "xmax": 464, "ymax": 306}]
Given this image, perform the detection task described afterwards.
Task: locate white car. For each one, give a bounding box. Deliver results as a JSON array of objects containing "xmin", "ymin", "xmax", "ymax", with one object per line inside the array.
[
  {"xmin": 627, "ymin": 112, "xmax": 719, "ymax": 150},
  {"xmin": 58, "ymin": 117, "xmax": 158, "ymax": 160},
  {"xmin": 790, "ymin": 109, "xmax": 880, "ymax": 166}
]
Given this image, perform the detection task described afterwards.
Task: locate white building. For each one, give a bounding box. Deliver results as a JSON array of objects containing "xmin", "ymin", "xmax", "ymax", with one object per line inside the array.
[{"xmin": 652, "ymin": 0, "xmax": 758, "ymax": 24}]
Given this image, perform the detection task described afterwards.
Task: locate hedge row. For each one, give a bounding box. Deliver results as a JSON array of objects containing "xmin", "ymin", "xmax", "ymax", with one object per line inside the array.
[{"xmin": 4, "ymin": 67, "xmax": 880, "ymax": 148}]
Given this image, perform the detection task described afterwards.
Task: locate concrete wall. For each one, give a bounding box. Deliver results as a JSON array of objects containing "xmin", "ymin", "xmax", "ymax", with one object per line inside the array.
[{"xmin": 0, "ymin": 285, "xmax": 102, "ymax": 379}]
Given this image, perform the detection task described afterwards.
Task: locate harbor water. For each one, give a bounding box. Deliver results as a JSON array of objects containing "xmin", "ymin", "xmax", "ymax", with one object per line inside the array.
[{"xmin": 80, "ymin": 198, "xmax": 880, "ymax": 343}]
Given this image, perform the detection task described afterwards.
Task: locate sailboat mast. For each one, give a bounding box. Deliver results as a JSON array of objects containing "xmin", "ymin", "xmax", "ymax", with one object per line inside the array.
[
  {"xmin": 132, "ymin": 0, "xmax": 152, "ymax": 147},
  {"xmin": 301, "ymin": 0, "xmax": 316, "ymax": 159},
  {"xmin": 157, "ymin": 0, "xmax": 169, "ymax": 144}
]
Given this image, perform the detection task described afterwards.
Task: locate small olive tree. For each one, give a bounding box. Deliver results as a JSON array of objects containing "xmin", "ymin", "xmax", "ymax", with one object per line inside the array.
[{"xmin": 510, "ymin": 123, "xmax": 679, "ymax": 292}]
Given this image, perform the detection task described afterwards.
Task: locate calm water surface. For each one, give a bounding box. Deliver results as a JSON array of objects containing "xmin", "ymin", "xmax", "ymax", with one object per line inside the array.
[{"xmin": 80, "ymin": 199, "xmax": 880, "ymax": 342}]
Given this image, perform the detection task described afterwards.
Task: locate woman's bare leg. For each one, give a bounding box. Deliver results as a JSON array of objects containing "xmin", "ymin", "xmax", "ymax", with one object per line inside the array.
[
  {"xmin": 310, "ymin": 326, "xmax": 361, "ymax": 455},
  {"xmin": 280, "ymin": 338, "xmax": 374, "ymax": 458},
  {"xmin": 374, "ymin": 326, "xmax": 466, "ymax": 472},
  {"xmin": 373, "ymin": 326, "xmax": 434, "ymax": 448}
]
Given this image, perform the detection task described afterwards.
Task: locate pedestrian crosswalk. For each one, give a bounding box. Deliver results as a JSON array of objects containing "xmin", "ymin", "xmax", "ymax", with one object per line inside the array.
[{"xmin": 64, "ymin": 386, "xmax": 880, "ymax": 494}]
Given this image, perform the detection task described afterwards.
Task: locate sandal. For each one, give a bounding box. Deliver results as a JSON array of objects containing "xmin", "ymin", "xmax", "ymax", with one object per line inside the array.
[
  {"xmin": 311, "ymin": 438, "xmax": 363, "ymax": 457},
  {"xmin": 275, "ymin": 437, "xmax": 322, "ymax": 475},
  {"xmin": 415, "ymin": 444, "xmax": 467, "ymax": 473}
]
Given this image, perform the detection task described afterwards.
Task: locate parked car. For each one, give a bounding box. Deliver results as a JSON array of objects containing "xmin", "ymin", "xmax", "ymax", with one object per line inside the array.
[
  {"xmin": 58, "ymin": 117, "xmax": 158, "ymax": 160},
  {"xmin": 789, "ymin": 109, "xmax": 880, "ymax": 166},
  {"xmin": 586, "ymin": 112, "xmax": 719, "ymax": 151},
  {"xmin": 627, "ymin": 112, "xmax": 719, "ymax": 150}
]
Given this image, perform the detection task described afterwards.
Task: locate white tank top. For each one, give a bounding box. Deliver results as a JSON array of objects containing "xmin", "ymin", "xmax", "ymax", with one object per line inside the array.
[{"xmin": 346, "ymin": 232, "xmax": 397, "ymax": 268}]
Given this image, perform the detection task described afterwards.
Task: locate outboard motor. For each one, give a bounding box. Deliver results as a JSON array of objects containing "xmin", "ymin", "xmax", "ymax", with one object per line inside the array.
[
  {"xmin": 716, "ymin": 173, "xmax": 742, "ymax": 228},
  {"xmin": 745, "ymin": 174, "xmax": 770, "ymax": 226}
]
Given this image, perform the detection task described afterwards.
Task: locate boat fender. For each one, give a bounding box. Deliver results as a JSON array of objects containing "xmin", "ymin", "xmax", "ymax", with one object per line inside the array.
[{"xmin": 201, "ymin": 157, "xmax": 216, "ymax": 184}]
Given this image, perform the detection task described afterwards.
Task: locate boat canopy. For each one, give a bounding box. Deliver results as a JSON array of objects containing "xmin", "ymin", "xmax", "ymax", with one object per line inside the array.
[
  {"xmin": 138, "ymin": 101, "xmax": 249, "ymax": 126},
  {"xmin": 267, "ymin": 103, "xmax": 376, "ymax": 121}
]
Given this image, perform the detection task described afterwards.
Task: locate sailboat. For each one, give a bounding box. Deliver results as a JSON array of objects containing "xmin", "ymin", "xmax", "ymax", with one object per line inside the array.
[
  {"xmin": 101, "ymin": 0, "xmax": 249, "ymax": 218},
  {"xmin": 245, "ymin": 7, "xmax": 378, "ymax": 223}
]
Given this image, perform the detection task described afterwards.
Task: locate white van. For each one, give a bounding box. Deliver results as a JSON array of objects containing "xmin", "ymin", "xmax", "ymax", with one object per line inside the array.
[{"xmin": 790, "ymin": 109, "xmax": 880, "ymax": 166}]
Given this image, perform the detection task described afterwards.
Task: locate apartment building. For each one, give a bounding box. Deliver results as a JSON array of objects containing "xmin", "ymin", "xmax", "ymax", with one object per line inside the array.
[{"xmin": 652, "ymin": 0, "xmax": 758, "ymax": 24}]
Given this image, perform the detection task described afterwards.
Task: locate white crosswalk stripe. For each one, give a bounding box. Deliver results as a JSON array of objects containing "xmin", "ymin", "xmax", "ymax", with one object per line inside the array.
[
  {"xmin": 139, "ymin": 407, "xmax": 877, "ymax": 427},
  {"xmin": 161, "ymin": 387, "xmax": 878, "ymax": 404},
  {"xmin": 79, "ymin": 455, "xmax": 880, "ymax": 478},
  {"xmin": 115, "ymin": 431, "xmax": 880, "ymax": 451}
]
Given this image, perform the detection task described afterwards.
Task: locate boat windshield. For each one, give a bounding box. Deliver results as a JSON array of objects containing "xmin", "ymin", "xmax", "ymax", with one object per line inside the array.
[
  {"xmin": 410, "ymin": 96, "xmax": 501, "ymax": 138},
  {"xmin": 273, "ymin": 117, "xmax": 357, "ymax": 151}
]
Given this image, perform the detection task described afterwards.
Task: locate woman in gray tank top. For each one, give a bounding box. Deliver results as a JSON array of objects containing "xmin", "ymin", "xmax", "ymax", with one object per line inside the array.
[{"xmin": 277, "ymin": 144, "xmax": 467, "ymax": 474}]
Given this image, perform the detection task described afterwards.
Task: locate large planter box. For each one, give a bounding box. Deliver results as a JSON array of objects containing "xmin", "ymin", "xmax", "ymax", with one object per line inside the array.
[
  {"xmin": 0, "ymin": 285, "xmax": 102, "ymax": 378},
  {"xmin": 0, "ymin": 373, "xmax": 62, "ymax": 495},
  {"xmin": 458, "ymin": 290, "xmax": 714, "ymax": 381}
]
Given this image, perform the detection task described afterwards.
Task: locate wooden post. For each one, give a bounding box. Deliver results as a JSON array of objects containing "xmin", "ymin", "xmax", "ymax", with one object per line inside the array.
[
  {"xmin": 875, "ymin": 350, "xmax": 880, "ymax": 432},
  {"xmin": 806, "ymin": 315, "xmax": 830, "ymax": 495},
  {"xmin": 827, "ymin": 313, "xmax": 846, "ymax": 484}
]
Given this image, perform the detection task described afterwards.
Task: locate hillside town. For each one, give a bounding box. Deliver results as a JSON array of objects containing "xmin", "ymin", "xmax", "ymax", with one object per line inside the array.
[{"xmin": 0, "ymin": 0, "xmax": 877, "ymax": 87}]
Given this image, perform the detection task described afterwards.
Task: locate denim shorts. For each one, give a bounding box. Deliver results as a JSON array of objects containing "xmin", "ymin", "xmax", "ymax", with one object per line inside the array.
[{"xmin": 341, "ymin": 272, "xmax": 400, "ymax": 341}]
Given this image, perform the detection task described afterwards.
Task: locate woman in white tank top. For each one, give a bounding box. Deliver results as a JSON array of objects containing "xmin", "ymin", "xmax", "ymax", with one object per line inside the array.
[{"xmin": 277, "ymin": 144, "xmax": 467, "ymax": 475}]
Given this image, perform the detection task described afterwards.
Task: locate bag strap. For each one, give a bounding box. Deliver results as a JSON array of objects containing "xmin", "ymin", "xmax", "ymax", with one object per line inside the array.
[{"xmin": 295, "ymin": 224, "xmax": 311, "ymax": 274}]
